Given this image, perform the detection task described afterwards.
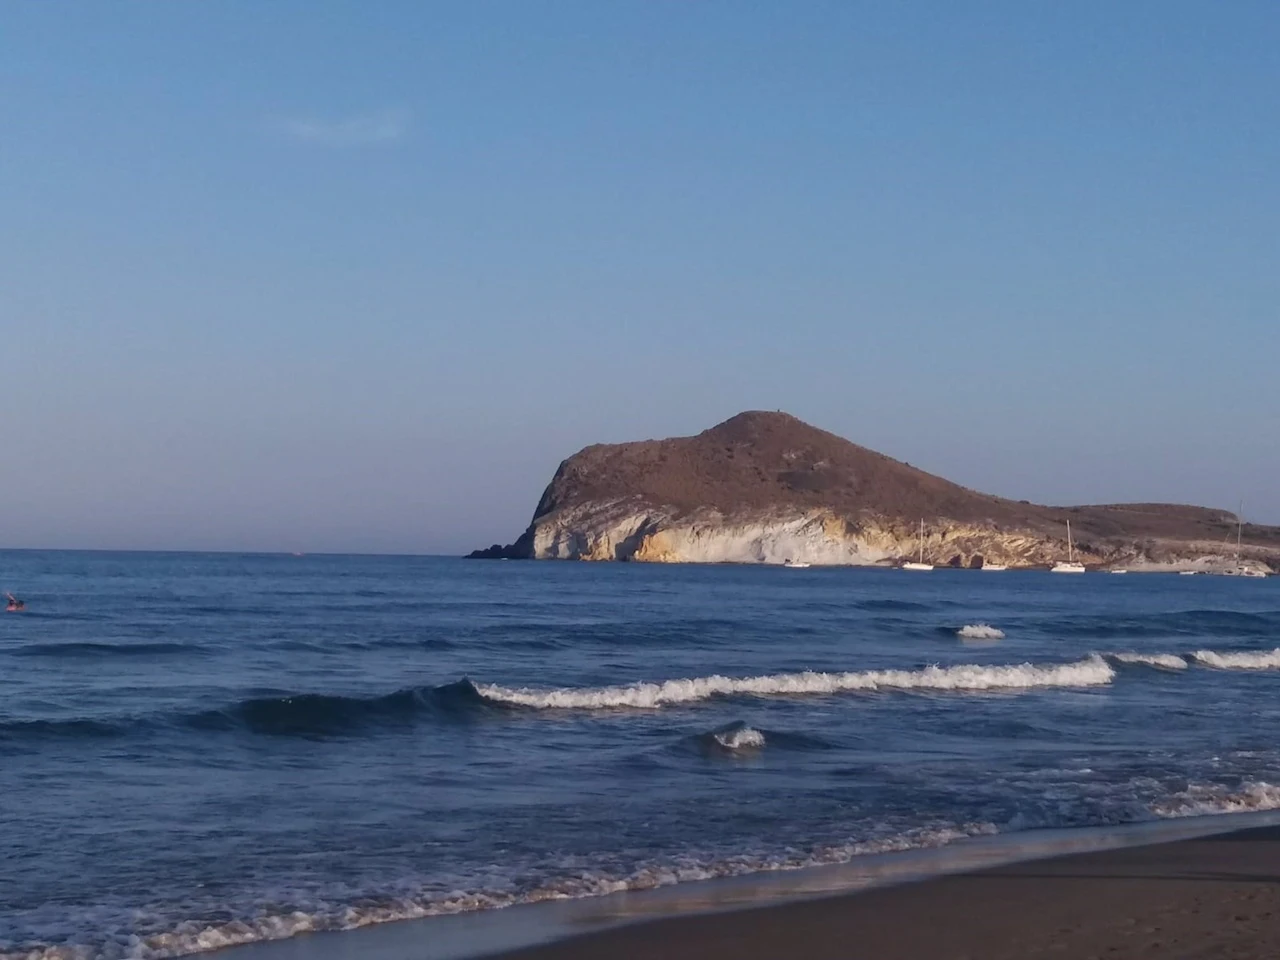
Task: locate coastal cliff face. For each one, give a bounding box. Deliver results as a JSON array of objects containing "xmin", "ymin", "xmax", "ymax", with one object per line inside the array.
[
  {"xmin": 472, "ymin": 412, "xmax": 1280, "ymax": 571},
  {"xmin": 527, "ymin": 504, "xmax": 1063, "ymax": 568}
]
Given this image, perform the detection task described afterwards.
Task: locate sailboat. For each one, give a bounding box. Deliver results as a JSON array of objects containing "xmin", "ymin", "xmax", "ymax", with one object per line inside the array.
[
  {"xmin": 1050, "ymin": 520, "xmax": 1086, "ymax": 574},
  {"xmin": 1222, "ymin": 503, "xmax": 1267, "ymax": 577},
  {"xmin": 902, "ymin": 519, "xmax": 934, "ymax": 571}
]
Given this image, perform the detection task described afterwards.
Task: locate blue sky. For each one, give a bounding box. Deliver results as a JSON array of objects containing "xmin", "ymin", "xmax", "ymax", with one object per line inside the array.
[{"xmin": 3, "ymin": 1, "xmax": 1277, "ymax": 553}]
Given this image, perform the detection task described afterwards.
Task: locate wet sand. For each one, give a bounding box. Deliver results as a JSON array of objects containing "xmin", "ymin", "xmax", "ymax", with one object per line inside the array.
[{"xmin": 489, "ymin": 824, "xmax": 1280, "ymax": 960}]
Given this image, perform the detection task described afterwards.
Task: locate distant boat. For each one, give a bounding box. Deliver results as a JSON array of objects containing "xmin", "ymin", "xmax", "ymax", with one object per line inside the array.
[
  {"xmin": 1227, "ymin": 568, "xmax": 1268, "ymax": 578},
  {"xmin": 783, "ymin": 559, "xmax": 811, "ymax": 569},
  {"xmin": 1050, "ymin": 520, "xmax": 1087, "ymax": 574},
  {"xmin": 902, "ymin": 519, "xmax": 934, "ymax": 571},
  {"xmin": 981, "ymin": 563, "xmax": 1008, "ymax": 572},
  {"xmin": 1218, "ymin": 502, "xmax": 1267, "ymax": 578},
  {"xmin": 1179, "ymin": 570, "xmax": 1200, "ymax": 576},
  {"xmin": 1110, "ymin": 569, "xmax": 1129, "ymax": 575}
]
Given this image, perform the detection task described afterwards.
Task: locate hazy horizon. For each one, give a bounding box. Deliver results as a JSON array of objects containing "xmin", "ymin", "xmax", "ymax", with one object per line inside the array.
[{"xmin": 4, "ymin": 2, "xmax": 1277, "ymax": 554}]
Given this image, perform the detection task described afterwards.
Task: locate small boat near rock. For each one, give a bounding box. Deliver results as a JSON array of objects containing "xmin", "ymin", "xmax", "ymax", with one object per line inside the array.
[
  {"xmin": 1215, "ymin": 504, "xmax": 1268, "ymax": 578},
  {"xmin": 1050, "ymin": 521, "xmax": 1087, "ymax": 574},
  {"xmin": 902, "ymin": 519, "xmax": 934, "ymax": 571}
]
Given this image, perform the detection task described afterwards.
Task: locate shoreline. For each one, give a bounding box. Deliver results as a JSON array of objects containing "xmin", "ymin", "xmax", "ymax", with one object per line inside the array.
[
  {"xmin": 469, "ymin": 555, "xmax": 1272, "ymax": 574},
  {"xmin": 488, "ymin": 819, "xmax": 1280, "ymax": 960},
  {"xmin": 218, "ymin": 810, "xmax": 1280, "ymax": 960},
  {"xmin": 488, "ymin": 816, "xmax": 1280, "ymax": 960}
]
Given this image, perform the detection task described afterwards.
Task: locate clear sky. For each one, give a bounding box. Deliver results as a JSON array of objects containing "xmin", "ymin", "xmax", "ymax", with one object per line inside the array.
[{"xmin": 3, "ymin": 1, "xmax": 1277, "ymax": 554}]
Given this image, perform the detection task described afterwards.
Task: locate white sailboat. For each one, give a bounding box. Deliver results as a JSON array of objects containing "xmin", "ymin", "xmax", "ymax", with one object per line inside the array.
[
  {"xmin": 981, "ymin": 562, "xmax": 1008, "ymax": 571},
  {"xmin": 1221, "ymin": 503, "xmax": 1267, "ymax": 577},
  {"xmin": 902, "ymin": 519, "xmax": 934, "ymax": 571},
  {"xmin": 1050, "ymin": 520, "xmax": 1086, "ymax": 574}
]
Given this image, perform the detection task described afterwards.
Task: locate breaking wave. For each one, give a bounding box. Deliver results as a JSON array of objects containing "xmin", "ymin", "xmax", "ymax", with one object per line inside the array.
[
  {"xmin": 476, "ymin": 656, "xmax": 1116, "ymax": 710},
  {"xmin": 709, "ymin": 722, "xmax": 766, "ymax": 751},
  {"xmin": 1152, "ymin": 781, "xmax": 1280, "ymax": 818},
  {"xmin": 1108, "ymin": 652, "xmax": 1190, "ymax": 670},
  {"xmin": 957, "ymin": 624, "xmax": 1005, "ymax": 640},
  {"xmin": 1191, "ymin": 648, "xmax": 1280, "ymax": 670},
  {"xmin": 681, "ymin": 723, "xmax": 830, "ymax": 757},
  {"xmin": 0, "ymin": 822, "xmax": 996, "ymax": 960},
  {"xmin": 10, "ymin": 647, "xmax": 1280, "ymax": 742},
  {"xmin": 13, "ymin": 773, "xmax": 1280, "ymax": 960}
]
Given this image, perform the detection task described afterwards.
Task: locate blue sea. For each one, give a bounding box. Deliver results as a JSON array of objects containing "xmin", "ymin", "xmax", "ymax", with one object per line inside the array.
[{"xmin": 3, "ymin": 551, "xmax": 1280, "ymax": 960}]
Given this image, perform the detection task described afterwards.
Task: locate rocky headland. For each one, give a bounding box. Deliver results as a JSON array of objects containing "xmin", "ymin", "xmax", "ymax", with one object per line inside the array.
[{"xmin": 470, "ymin": 412, "xmax": 1279, "ymax": 572}]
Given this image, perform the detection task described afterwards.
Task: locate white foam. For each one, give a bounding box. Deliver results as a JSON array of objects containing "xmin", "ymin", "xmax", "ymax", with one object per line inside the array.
[
  {"xmin": 1153, "ymin": 781, "xmax": 1280, "ymax": 818},
  {"xmin": 18, "ymin": 768, "xmax": 1280, "ymax": 960},
  {"xmin": 957, "ymin": 624, "xmax": 1004, "ymax": 640},
  {"xmin": 476, "ymin": 656, "xmax": 1115, "ymax": 710},
  {"xmin": 2, "ymin": 824, "xmax": 997, "ymax": 960},
  {"xmin": 1191, "ymin": 648, "xmax": 1280, "ymax": 670},
  {"xmin": 713, "ymin": 726, "xmax": 766, "ymax": 750},
  {"xmin": 1109, "ymin": 652, "xmax": 1189, "ymax": 670}
]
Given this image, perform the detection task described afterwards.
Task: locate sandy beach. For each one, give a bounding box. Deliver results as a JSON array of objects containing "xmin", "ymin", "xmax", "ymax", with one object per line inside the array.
[{"xmin": 490, "ymin": 824, "xmax": 1280, "ymax": 960}]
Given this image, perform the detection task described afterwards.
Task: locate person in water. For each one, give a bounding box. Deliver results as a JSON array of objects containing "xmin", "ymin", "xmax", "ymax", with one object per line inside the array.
[{"xmin": 5, "ymin": 593, "xmax": 24, "ymax": 612}]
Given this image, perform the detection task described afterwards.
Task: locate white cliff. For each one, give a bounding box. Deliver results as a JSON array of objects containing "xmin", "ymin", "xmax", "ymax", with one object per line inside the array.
[{"xmin": 528, "ymin": 503, "xmax": 1097, "ymax": 569}]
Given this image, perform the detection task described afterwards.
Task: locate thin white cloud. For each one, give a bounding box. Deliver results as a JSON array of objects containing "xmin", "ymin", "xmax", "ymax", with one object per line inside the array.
[{"xmin": 283, "ymin": 108, "xmax": 410, "ymax": 146}]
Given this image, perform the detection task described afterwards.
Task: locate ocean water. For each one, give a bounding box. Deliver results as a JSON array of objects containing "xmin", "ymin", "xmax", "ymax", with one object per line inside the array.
[{"xmin": 3, "ymin": 552, "xmax": 1280, "ymax": 960}]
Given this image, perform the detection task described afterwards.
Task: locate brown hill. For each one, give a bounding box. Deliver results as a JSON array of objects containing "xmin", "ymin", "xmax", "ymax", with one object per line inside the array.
[{"xmin": 472, "ymin": 411, "xmax": 1280, "ymax": 564}]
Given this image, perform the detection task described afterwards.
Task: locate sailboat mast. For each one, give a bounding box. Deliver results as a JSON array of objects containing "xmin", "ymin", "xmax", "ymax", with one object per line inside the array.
[
  {"xmin": 919, "ymin": 518, "xmax": 925, "ymax": 564},
  {"xmin": 1237, "ymin": 501, "xmax": 1243, "ymax": 560},
  {"xmin": 1067, "ymin": 520, "xmax": 1073, "ymax": 562}
]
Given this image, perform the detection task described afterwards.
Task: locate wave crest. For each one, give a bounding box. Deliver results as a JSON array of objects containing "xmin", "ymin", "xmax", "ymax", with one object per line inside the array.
[
  {"xmin": 957, "ymin": 624, "xmax": 1005, "ymax": 640},
  {"xmin": 711, "ymin": 723, "xmax": 766, "ymax": 751},
  {"xmin": 476, "ymin": 656, "xmax": 1115, "ymax": 710},
  {"xmin": 1153, "ymin": 781, "xmax": 1280, "ymax": 818},
  {"xmin": 188, "ymin": 679, "xmax": 497, "ymax": 736},
  {"xmin": 1191, "ymin": 648, "xmax": 1280, "ymax": 670},
  {"xmin": 15, "ymin": 646, "xmax": 1280, "ymax": 742},
  {"xmin": 1108, "ymin": 653, "xmax": 1189, "ymax": 670}
]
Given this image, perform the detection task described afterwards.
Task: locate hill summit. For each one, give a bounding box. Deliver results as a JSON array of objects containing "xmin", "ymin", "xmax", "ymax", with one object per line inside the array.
[{"xmin": 471, "ymin": 411, "xmax": 1278, "ymax": 570}]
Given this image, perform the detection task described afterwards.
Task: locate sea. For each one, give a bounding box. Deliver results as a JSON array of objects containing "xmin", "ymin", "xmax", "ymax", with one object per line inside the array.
[{"xmin": 3, "ymin": 551, "xmax": 1280, "ymax": 960}]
